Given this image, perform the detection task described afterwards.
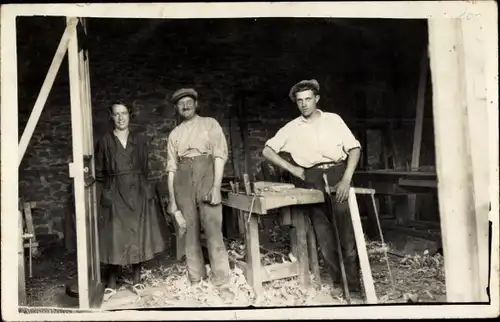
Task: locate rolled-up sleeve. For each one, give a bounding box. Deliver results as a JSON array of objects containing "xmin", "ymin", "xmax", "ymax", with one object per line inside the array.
[
  {"xmin": 265, "ymin": 125, "xmax": 290, "ymax": 154},
  {"xmin": 336, "ymin": 115, "xmax": 361, "ymax": 152},
  {"xmin": 208, "ymin": 119, "xmax": 228, "ymax": 162},
  {"xmin": 166, "ymin": 132, "xmax": 178, "ymax": 173}
]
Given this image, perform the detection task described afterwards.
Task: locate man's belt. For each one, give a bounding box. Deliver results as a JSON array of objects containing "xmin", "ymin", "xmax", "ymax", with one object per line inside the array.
[
  {"xmin": 178, "ymin": 154, "xmax": 212, "ymax": 162},
  {"xmin": 312, "ymin": 161, "xmax": 345, "ymax": 170},
  {"xmin": 108, "ymin": 170, "xmax": 142, "ymax": 176}
]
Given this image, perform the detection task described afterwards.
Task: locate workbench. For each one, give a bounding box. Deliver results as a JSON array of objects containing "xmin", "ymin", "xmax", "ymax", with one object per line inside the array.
[
  {"xmin": 221, "ymin": 185, "xmax": 379, "ymax": 299},
  {"xmin": 353, "ymin": 169, "xmax": 437, "ymax": 194},
  {"xmin": 353, "ymin": 169, "xmax": 438, "ymax": 225},
  {"xmin": 222, "ymin": 187, "xmax": 321, "ymax": 295}
]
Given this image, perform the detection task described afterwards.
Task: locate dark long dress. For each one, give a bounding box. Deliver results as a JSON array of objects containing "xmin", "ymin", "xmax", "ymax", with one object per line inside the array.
[{"xmin": 95, "ymin": 130, "xmax": 167, "ymax": 265}]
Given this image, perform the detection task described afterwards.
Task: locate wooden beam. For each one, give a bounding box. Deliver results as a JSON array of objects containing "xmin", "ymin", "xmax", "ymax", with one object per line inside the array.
[
  {"xmin": 398, "ymin": 178, "xmax": 437, "ymax": 188},
  {"xmin": 67, "ymin": 16, "xmax": 90, "ymax": 310},
  {"xmin": 306, "ymin": 219, "xmax": 321, "ymax": 285},
  {"xmin": 291, "ymin": 207, "xmax": 310, "ymax": 288},
  {"xmin": 79, "ymin": 18, "xmax": 102, "ymax": 287},
  {"xmin": 484, "ymin": 6, "xmax": 500, "ymax": 308},
  {"xmin": 18, "ymin": 211, "xmax": 27, "ymax": 306},
  {"xmin": 408, "ymin": 47, "xmax": 430, "ymax": 222},
  {"xmin": 428, "ymin": 18, "xmax": 482, "ymax": 302},
  {"xmin": 244, "ymin": 212, "xmax": 263, "ymax": 296},
  {"xmin": 411, "ymin": 48, "xmax": 429, "ymax": 169},
  {"xmin": 223, "ymin": 187, "xmax": 380, "ymax": 214},
  {"xmin": 18, "ymin": 18, "xmax": 78, "ymax": 165},
  {"xmin": 236, "ymin": 260, "xmax": 300, "ymax": 283},
  {"xmin": 1, "ymin": 10, "xmax": 20, "ymax": 312},
  {"xmin": 236, "ymin": 94, "xmax": 251, "ymax": 176},
  {"xmin": 461, "ymin": 16, "xmax": 491, "ymax": 303},
  {"xmin": 347, "ymin": 188, "xmax": 377, "ymax": 304}
]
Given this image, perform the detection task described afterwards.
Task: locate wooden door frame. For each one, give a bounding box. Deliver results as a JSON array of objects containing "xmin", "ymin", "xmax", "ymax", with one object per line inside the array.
[{"xmin": 1, "ymin": 2, "xmax": 498, "ymax": 318}]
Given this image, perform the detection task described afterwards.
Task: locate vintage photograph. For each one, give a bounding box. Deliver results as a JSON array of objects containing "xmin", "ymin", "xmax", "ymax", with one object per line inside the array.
[{"xmin": 1, "ymin": 1, "xmax": 498, "ymax": 320}]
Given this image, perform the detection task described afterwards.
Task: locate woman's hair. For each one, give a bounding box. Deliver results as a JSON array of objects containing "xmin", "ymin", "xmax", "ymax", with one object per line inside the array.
[{"xmin": 108, "ymin": 101, "xmax": 134, "ymax": 119}]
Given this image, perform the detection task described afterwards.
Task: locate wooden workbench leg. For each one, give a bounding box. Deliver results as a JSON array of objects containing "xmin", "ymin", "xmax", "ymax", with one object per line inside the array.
[
  {"xmin": 244, "ymin": 211, "xmax": 263, "ymax": 296},
  {"xmin": 238, "ymin": 210, "xmax": 246, "ymax": 238},
  {"xmin": 306, "ymin": 218, "xmax": 321, "ymax": 286},
  {"xmin": 291, "ymin": 207, "xmax": 310, "ymax": 288}
]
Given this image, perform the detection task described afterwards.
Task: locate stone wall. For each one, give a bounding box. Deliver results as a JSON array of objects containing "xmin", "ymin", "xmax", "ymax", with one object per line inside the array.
[{"xmin": 16, "ymin": 17, "xmax": 436, "ymax": 238}]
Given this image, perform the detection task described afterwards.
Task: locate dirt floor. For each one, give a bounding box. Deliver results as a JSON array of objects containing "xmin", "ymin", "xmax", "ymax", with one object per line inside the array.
[{"xmin": 22, "ymin": 221, "xmax": 446, "ymax": 311}]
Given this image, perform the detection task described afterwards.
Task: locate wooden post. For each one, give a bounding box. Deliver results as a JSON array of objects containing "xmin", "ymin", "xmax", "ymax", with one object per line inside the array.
[
  {"xmin": 18, "ymin": 211, "xmax": 27, "ymax": 306},
  {"xmin": 407, "ymin": 48, "xmax": 429, "ymax": 221},
  {"xmin": 244, "ymin": 211, "xmax": 263, "ymax": 296},
  {"xmin": 460, "ymin": 17, "xmax": 491, "ymax": 303},
  {"xmin": 428, "ymin": 18, "xmax": 483, "ymax": 302},
  {"xmin": 1, "ymin": 10, "xmax": 21, "ymax": 311},
  {"xmin": 18, "ymin": 19, "xmax": 78, "ymax": 164},
  {"xmin": 67, "ymin": 16, "xmax": 90, "ymax": 309},
  {"xmin": 306, "ymin": 218, "xmax": 321, "ymax": 285},
  {"xmin": 347, "ymin": 188, "xmax": 377, "ymax": 304},
  {"xmin": 291, "ymin": 208, "xmax": 310, "ymax": 288},
  {"xmin": 236, "ymin": 93, "xmax": 251, "ymax": 176},
  {"xmin": 484, "ymin": 7, "xmax": 500, "ymax": 307}
]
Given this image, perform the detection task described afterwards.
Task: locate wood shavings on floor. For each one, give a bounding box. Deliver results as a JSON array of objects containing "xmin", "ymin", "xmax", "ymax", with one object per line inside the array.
[{"xmin": 132, "ymin": 263, "xmax": 343, "ymax": 308}]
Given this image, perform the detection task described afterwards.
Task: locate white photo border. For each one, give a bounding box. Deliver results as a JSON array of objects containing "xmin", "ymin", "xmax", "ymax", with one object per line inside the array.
[{"xmin": 1, "ymin": 1, "xmax": 498, "ymax": 321}]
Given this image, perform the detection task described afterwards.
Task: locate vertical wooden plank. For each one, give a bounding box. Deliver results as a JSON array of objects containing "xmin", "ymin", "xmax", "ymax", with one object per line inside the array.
[
  {"xmin": 408, "ymin": 48, "xmax": 430, "ymax": 221},
  {"xmin": 484, "ymin": 4, "xmax": 500, "ymax": 307},
  {"xmin": 411, "ymin": 48, "xmax": 429, "ymax": 169},
  {"xmin": 280, "ymin": 207, "xmax": 292, "ymax": 226},
  {"xmin": 428, "ymin": 18, "xmax": 481, "ymax": 302},
  {"xmin": 461, "ymin": 17, "xmax": 490, "ymax": 303},
  {"xmin": 347, "ymin": 188, "xmax": 377, "ymax": 304},
  {"xmin": 291, "ymin": 207, "xmax": 310, "ymax": 288},
  {"xmin": 306, "ymin": 219, "xmax": 321, "ymax": 285},
  {"xmin": 1, "ymin": 9, "xmax": 20, "ymax": 312},
  {"xmin": 18, "ymin": 211, "xmax": 27, "ymax": 306},
  {"xmin": 244, "ymin": 211, "xmax": 263, "ymax": 296},
  {"xmin": 236, "ymin": 93, "xmax": 251, "ymax": 176},
  {"xmin": 67, "ymin": 16, "xmax": 91, "ymax": 310}
]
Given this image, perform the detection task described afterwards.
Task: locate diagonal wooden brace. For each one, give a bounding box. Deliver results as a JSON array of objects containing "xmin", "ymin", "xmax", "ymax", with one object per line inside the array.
[{"xmin": 18, "ymin": 17, "xmax": 79, "ymax": 165}]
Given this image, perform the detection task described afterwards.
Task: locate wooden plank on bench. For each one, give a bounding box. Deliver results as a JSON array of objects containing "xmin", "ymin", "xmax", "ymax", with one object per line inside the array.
[{"xmin": 235, "ymin": 260, "xmax": 300, "ymax": 283}]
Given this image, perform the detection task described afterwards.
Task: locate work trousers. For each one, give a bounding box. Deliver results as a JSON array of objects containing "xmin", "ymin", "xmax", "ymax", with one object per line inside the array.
[
  {"xmin": 173, "ymin": 155, "xmax": 231, "ymax": 286},
  {"xmin": 292, "ymin": 162, "xmax": 361, "ymax": 290}
]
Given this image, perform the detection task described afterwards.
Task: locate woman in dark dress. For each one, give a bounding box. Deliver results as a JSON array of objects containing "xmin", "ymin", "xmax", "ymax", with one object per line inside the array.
[{"xmin": 95, "ymin": 102, "xmax": 167, "ymax": 300}]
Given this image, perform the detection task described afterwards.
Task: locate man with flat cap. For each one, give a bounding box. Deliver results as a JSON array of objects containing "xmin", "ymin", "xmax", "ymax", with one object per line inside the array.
[
  {"xmin": 262, "ymin": 79, "xmax": 363, "ymax": 292},
  {"xmin": 166, "ymin": 88, "xmax": 234, "ymax": 301}
]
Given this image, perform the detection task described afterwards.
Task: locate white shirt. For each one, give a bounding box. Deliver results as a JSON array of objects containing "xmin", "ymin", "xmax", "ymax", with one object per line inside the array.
[
  {"xmin": 166, "ymin": 115, "xmax": 228, "ymax": 173},
  {"xmin": 265, "ymin": 110, "xmax": 361, "ymax": 168}
]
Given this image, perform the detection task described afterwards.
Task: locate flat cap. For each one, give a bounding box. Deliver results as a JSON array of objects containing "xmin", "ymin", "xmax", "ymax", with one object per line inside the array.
[
  {"xmin": 171, "ymin": 88, "xmax": 198, "ymax": 104},
  {"xmin": 289, "ymin": 79, "xmax": 320, "ymax": 101}
]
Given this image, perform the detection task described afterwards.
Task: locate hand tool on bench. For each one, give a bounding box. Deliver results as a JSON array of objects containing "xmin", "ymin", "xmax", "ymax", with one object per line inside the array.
[
  {"xmin": 243, "ymin": 174, "xmax": 252, "ymax": 195},
  {"xmin": 323, "ymin": 173, "xmax": 351, "ymax": 304}
]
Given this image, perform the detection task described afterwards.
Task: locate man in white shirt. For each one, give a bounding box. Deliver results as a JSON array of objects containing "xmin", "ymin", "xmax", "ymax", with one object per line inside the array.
[{"xmin": 262, "ymin": 79, "xmax": 362, "ymax": 292}]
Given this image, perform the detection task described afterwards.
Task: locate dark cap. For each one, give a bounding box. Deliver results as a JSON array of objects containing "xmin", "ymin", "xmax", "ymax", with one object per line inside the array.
[
  {"xmin": 289, "ymin": 79, "xmax": 320, "ymax": 101},
  {"xmin": 171, "ymin": 88, "xmax": 198, "ymax": 104}
]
